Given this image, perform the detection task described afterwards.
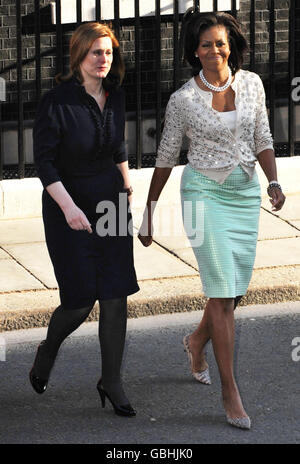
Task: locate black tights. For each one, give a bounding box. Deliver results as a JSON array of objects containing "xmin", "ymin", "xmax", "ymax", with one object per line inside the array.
[{"xmin": 33, "ymin": 297, "xmax": 129, "ymax": 405}]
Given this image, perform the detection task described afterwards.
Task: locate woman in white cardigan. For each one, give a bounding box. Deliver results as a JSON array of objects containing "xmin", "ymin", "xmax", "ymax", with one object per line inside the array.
[{"xmin": 139, "ymin": 10, "xmax": 285, "ymax": 429}]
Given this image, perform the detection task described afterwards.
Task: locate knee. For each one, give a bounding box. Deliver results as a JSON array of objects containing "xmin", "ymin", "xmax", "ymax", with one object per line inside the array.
[
  {"xmin": 208, "ymin": 298, "xmax": 235, "ymax": 313},
  {"xmin": 61, "ymin": 303, "xmax": 95, "ymax": 318},
  {"xmin": 79, "ymin": 304, "xmax": 95, "ymax": 317},
  {"xmin": 206, "ymin": 298, "xmax": 234, "ymax": 329}
]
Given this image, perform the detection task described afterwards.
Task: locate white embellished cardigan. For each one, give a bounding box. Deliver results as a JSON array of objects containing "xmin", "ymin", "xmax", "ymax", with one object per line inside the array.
[{"xmin": 155, "ymin": 69, "xmax": 274, "ymax": 184}]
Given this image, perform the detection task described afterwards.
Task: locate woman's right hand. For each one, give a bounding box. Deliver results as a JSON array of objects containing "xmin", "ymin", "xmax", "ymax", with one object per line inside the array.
[
  {"xmin": 62, "ymin": 203, "xmax": 93, "ymax": 233},
  {"xmin": 136, "ymin": 167, "xmax": 172, "ymax": 247},
  {"xmin": 138, "ymin": 233, "xmax": 153, "ymax": 247},
  {"xmin": 138, "ymin": 213, "xmax": 153, "ymax": 247},
  {"xmin": 45, "ymin": 182, "xmax": 92, "ymax": 233}
]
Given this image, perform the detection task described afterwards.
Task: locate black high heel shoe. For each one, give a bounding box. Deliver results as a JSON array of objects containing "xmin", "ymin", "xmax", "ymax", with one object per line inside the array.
[
  {"xmin": 29, "ymin": 341, "xmax": 51, "ymax": 394},
  {"xmin": 96, "ymin": 379, "xmax": 136, "ymax": 417}
]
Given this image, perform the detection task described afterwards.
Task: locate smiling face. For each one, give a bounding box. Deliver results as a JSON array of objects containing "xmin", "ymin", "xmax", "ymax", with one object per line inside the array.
[
  {"xmin": 196, "ymin": 25, "xmax": 231, "ymax": 72},
  {"xmin": 80, "ymin": 36, "xmax": 113, "ymax": 81}
]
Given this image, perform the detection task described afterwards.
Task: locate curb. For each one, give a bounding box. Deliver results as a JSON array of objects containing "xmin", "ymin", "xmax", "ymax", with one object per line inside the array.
[{"xmin": 0, "ymin": 283, "xmax": 299, "ymax": 332}]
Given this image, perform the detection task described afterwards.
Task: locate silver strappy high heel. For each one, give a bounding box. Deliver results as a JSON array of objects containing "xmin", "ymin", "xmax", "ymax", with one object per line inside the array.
[{"xmin": 183, "ymin": 335, "xmax": 211, "ymax": 385}]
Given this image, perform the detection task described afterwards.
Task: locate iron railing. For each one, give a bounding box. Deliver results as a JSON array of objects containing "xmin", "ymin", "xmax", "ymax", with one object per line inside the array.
[{"xmin": 0, "ymin": 0, "xmax": 299, "ymax": 180}]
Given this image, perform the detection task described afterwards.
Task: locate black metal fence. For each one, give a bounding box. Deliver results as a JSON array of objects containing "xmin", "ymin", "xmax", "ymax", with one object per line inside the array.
[{"xmin": 0, "ymin": 0, "xmax": 299, "ymax": 180}]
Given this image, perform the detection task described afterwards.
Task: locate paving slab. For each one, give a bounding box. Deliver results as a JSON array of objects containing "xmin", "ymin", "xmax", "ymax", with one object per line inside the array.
[
  {"xmin": 1, "ymin": 235, "xmax": 198, "ymax": 295},
  {"xmin": 0, "ymin": 217, "xmax": 45, "ymax": 245},
  {"xmin": 0, "ymin": 248, "xmax": 11, "ymax": 259},
  {"xmin": 140, "ymin": 207, "xmax": 299, "ymax": 251},
  {"xmin": 152, "ymin": 233, "xmax": 191, "ymax": 251},
  {"xmin": 147, "ymin": 209, "xmax": 300, "ymax": 272},
  {"xmin": 133, "ymin": 236, "xmax": 197, "ymax": 280},
  {"xmin": 254, "ymin": 237, "xmax": 300, "ymax": 268},
  {"xmin": 164, "ymin": 247, "xmax": 198, "ymax": 270},
  {"xmin": 1, "ymin": 210, "xmax": 298, "ymax": 251},
  {"xmin": 291, "ymin": 220, "xmax": 300, "ymax": 230},
  {"xmin": 2, "ymin": 242, "xmax": 56, "ymax": 288},
  {"xmin": 261, "ymin": 193, "xmax": 300, "ymax": 221},
  {"xmin": 0, "ymin": 259, "xmax": 44, "ymax": 292},
  {"xmin": 258, "ymin": 209, "xmax": 300, "ymax": 240},
  {"xmin": 154, "ymin": 236, "xmax": 300, "ymax": 272}
]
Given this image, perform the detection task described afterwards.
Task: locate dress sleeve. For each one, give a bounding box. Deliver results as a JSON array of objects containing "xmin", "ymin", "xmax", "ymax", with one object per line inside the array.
[
  {"xmin": 155, "ymin": 92, "xmax": 186, "ymax": 168},
  {"xmin": 113, "ymin": 141, "xmax": 127, "ymax": 164},
  {"xmin": 113, "ymin": 89, "xmax": 128, "ymax": 164},
  {"xmin": 254, "ymin": 75, "xmax": 274, "ymax": 156},
  {"xmin": 33, "ymin": 90, "xmax": 62, "ymax": 188}
]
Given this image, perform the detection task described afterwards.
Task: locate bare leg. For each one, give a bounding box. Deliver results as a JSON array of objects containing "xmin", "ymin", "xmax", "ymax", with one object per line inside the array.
[
  {"xmin": 188, "ymin": 297, "xmax": 248, "ymax": 418},
  {"xmin": 187, "ymin": 306, "xmax": 210, "ymax": 373},
  {"xmin": 187, "ymin": 295, "xmax": 243, "ymax": 373},
  {"xmin": 207, "ymin": 298, "xmax": 248, "ymax": 419}
]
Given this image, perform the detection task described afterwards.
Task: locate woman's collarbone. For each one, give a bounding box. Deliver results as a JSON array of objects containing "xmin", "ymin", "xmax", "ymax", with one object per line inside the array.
[{"xmin": 212, "ymin": 92, "xmax": 236, "ymax": 112}]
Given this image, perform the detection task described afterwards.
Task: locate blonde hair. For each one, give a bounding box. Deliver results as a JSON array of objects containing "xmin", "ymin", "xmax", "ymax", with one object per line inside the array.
[{"xmin": 55, "ymin": 22, "xmax": 125, "ymax": 89}]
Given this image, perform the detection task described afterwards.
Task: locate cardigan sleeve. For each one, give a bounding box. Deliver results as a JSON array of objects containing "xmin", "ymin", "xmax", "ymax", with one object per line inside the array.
[
  {"xmin": 254, "ymin": 75, "xmax": 274, "ymax": 156},
  {"xmin": 33, "ymin": 90, "xmax": 62, "ymax": 188},
  {"xmin": 155, "ymin": 92, "xmax": 186, "ymax": 168}
]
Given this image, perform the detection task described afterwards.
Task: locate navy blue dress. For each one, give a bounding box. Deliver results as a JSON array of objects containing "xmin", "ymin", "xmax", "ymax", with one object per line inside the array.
[{"xmin": 33, "ymin": 77, "xmax": 139, "ymax": 310}]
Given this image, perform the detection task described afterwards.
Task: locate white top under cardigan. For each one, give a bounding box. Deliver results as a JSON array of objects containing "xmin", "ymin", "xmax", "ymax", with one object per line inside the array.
[{"xmin": 155, "ymin": 69, "xmax": 274, "ymax": 184}]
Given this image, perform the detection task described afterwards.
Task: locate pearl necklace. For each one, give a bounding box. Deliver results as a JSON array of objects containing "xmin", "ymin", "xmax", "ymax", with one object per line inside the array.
[{"xmin": 199, "ymin": 67, "xmax": 232, "ymax": 92}]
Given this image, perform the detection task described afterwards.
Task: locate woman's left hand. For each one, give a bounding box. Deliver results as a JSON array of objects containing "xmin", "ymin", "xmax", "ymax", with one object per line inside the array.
[{"xmin": 268, "ymin": 187, "xmax": 286, "ymax": 211}]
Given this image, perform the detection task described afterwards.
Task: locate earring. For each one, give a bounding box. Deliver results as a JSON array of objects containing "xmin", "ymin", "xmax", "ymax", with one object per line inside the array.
[{"xmin": 195, "ymin": 53, "xmax": 198, "ymax": 58}]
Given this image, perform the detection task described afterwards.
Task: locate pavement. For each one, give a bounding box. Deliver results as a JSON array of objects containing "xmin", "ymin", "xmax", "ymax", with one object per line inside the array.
[{"xmin": 0, "ymin": 162, "xmax": 299, "ymax": 332}]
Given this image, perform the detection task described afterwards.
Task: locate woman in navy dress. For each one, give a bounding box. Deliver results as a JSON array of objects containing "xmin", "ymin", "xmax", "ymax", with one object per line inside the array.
[{"xmin": 30, "ymin": 22, "xmax": 139, "ymax": 417}]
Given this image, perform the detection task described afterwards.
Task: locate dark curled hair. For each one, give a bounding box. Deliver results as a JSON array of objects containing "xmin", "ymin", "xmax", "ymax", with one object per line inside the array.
[{"xmin": 183, "ymin": 9, "xmax": 249, "ymax": 76}]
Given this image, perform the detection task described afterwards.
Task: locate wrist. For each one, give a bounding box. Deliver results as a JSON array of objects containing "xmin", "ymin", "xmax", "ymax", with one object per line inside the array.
[
  {"xmin": 123, "ymin": 186, "xmax": 133, "ymax": 195},
  {"xmin": 267, "ymin": 181, "xmax": 282, "ymax": 194},
  {"xmin": 60, "ymin": 198, "xmax": 75, "ymax": 212}
]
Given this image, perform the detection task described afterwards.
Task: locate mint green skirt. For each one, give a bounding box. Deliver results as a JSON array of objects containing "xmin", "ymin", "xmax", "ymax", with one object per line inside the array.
[{"xmin": 180, "ymin": 164, "xmax": 261, "ymax": 298}]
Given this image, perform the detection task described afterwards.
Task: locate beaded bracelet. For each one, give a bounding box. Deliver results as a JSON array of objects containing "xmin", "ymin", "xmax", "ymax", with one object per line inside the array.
[{"xmin": 267, "ymin": 181, "xmax": 282, "ymax": 194}]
